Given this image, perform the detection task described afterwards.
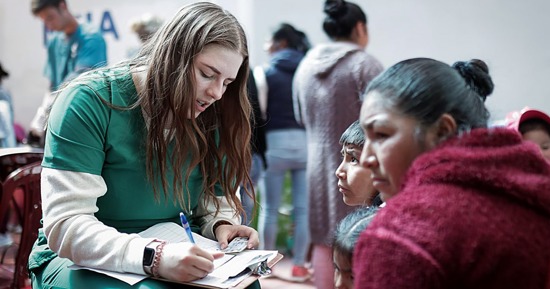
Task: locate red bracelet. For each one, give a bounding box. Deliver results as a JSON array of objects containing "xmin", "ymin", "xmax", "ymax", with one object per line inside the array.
[{"xmin": 151, "ymin": 240, "xmax": 167, "ymax": 278}]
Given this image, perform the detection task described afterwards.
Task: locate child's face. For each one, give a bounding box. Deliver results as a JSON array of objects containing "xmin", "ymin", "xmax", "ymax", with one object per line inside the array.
[
  {"xmin": 335, "ymin": 143, "xmax": 376, "ymax": 206},
  {"xmin": 333, "ymin": 250, "xmax": 354, "ymax": 289},
  {"xmin": 523, "ymin": 128, "xmax": 550, "ymax": 160}
]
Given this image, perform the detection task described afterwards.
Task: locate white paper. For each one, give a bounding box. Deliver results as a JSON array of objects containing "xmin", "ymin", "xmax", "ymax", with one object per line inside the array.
[{"xmin": 69, "ymin": 222, "xmax": 277, "ymax": 288}]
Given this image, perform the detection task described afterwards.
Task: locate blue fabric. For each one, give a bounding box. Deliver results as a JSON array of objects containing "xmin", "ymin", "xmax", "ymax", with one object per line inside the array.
[
  {"xmin": 258, "ymin": 129, "xmax": 309, "ymax": 265},
  {"xmin": 0, "ymin": 86, "xmax": 15, "ymax": 147},
  {"xmin": 45, "ymin": 23, "xmax": 107, "ymax": 91},
  {"xmin": 240, "ymin": 153, "xmax": 264, "ymax": 225},
  {"xmin": 264, "ymin": 49, "xmax": 304, "ymax": 131}
]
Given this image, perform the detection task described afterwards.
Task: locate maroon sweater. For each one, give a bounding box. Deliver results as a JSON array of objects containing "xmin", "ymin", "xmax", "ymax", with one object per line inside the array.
[{"xmin": 354, "ymin": 128, "xmax": 550, "ymax": 289}]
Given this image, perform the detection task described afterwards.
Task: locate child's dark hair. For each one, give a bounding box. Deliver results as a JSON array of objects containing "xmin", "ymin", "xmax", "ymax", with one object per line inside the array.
[
  {"xmin": 339, "ymin": 120, "xmax": 365, "ymax": 147},
  {"xmin": 334, "ymin": 206, "xmax": 378, "ymax": 260},
  {"xmin": 519, "ymin": 119, "xmax": 550, "ymax": 136},
  {"xmin": 272, "ymin": 23, "xmax": 311, "ymax": 54}
]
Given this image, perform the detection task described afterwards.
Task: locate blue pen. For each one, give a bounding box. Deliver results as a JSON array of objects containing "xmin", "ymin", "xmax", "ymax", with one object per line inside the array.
[{"xmin": 179, "ymin": 212, "xmax": 196, "ymax": 244}]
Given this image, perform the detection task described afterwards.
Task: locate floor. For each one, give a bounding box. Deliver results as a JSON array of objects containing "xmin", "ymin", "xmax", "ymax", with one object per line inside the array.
[
  {"xmin": 0, "ymin": 231, "xmax": 31, "ymax": 289},
  {"xmin": 259, "ymin": 257, "xmax": 315, "ymax": 289},
  {"xmin": 0, "ymin": 231, "xmax": 315, "ymax": 289}
]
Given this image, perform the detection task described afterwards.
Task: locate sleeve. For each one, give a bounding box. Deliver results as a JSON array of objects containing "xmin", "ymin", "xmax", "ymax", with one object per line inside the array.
[
  {"xmin": 41, "ymin": 83, "xmax": 151, "ymax": 274},
  {"xmin": 292, "ymin": 70, "xmax": 304, "ymax": 126},
  {"xmin": 353, "ymin": 227, "xmax": 446, "ymax": 289},
  {"xmin": 41, "ymin": 168, "xmax": 153, "ymax": 274},
  {"xmin": 195, "ymin": 193, "xmax": 242, "ymax": 240}
]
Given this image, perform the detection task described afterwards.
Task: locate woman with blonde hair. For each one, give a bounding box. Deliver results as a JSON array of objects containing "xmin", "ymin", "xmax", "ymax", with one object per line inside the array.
[{"xmin": 29, "ymin": 2, "xmax": 260, "ymax": 288}]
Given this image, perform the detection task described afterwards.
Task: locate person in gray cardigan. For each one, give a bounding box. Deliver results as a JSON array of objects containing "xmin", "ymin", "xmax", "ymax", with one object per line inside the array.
[{"xmin": 292, "ymin": 0, "xmax": 383, "ymax": 288}]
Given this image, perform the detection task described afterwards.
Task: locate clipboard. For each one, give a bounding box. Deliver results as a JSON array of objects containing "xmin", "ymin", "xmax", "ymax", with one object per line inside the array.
[
  {"xmin": 69, "ymin": 223, "xmax": 283, "ymax": 288},
  {"xmin": 156, "ymin": 253, "xmax": 284, "ymax": 289},
  {"xmin": 232, "ymin": 253, "xmax": 284, "ymax": 289}
]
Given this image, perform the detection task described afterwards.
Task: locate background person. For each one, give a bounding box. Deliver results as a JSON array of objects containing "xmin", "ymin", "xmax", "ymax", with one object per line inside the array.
[
  {"xmin": 127, "ymin": 13, "xmax": 164, "ymax": 58},
  {"xmin": 28, "ymin": 3, "xmax": 260, "ymax": 288},
  {"xmin": 0, "ymin": 62, "xmax": 15, "ymax": 148},
  {"xmin": 355, "ymin": 58, "xmax": 550, "ymax": 288},
  {"xmin": 333, "ymin": 206, "xmax": 378, "ymax": 289},
  {"xmin": 506, "ymin": 107, "xmax": 550, "ymax": 161},
  {"xmin": 239, "ymin": 67, "xmax": 266, "ymax": 225},
  {"xmin": 28, "ymin": 0, "xmax": 107, "ymax": 146},
  {"xmin": 335, "ymin": 120, "xmax": 380, "ymax": 207},
  {"xmin": 255, "ymin": 22, "xmax": 311, "ymax": 282},
  {"xmin": 292, "ymin": 0, "xmax": 383, "ymax": 287}
]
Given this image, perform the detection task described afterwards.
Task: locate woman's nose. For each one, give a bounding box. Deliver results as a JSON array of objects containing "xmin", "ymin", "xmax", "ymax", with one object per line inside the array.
[
  {"xmin": 360, "ymin": 143, "xmax": 377, "ymax": 169},
  {"xmin": 208, "ymin": 82, "xmax": 224, "ymax": 101}
]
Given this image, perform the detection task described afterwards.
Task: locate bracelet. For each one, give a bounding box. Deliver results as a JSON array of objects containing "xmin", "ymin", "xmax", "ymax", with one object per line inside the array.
[
  {"xmin": 213, "ymin": 220, "xmax": 232, "ymax": 238},
  {"xmin": 151, "ymin": 240, "xmax": 167, "ymax": 278}
]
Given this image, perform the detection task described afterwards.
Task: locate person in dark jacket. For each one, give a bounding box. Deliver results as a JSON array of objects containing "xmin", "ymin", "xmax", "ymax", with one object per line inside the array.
[
  {"xmin": 256, "ymin": 23, "xmax": 312, "ymax": 281},
  {"xmin": 355, "ymin": 57, "xmax": 550, "ymax": 289}
]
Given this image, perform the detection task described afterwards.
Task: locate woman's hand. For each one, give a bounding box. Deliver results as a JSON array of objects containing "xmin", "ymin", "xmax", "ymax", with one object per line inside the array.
[
  {"xmin": 157, "ymin": 242, "xmax": 225, "ymax": 282},
  {"xmin": 215, "ymin": 224, "xmax": 260, "ymax": 250}
]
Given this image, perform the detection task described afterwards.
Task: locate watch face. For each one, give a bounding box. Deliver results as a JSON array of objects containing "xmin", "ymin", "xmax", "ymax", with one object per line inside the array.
[{"xmin": 143, "ymin": 247, "xmax": 155, "ymax": 266}]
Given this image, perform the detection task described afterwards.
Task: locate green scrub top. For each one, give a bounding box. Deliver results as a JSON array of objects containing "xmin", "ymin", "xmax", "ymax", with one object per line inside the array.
[{"xmin": 29, "ymin": 65, "xmax": 222, "ymax": 271}]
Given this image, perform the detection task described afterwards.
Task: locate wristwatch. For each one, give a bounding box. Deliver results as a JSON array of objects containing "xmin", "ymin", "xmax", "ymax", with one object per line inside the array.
[{"xmin": 143, "ymin": 240, "xmax": 163, "ymax": 275}]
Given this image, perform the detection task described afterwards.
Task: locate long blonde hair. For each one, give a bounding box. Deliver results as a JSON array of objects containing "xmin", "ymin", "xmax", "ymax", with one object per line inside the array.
[{"xmin": 130, "ymin": 2, "xmax": 252, "ymax": 215}]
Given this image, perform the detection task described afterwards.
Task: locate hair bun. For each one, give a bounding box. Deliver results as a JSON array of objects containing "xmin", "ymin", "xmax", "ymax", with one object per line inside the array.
[
  {"xmin": 452, "ymin": 59, "xmax": 494, "ymax": 102},
  {"xmin": 324, "ymin": 0, "xmax": 347, "ymax": 18}
]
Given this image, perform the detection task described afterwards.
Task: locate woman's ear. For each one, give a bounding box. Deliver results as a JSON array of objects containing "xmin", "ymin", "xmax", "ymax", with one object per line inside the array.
[
  {"xmin": 353, "ymin": 22, "xmax": 369, "ymax": 48},
  {"xmin": 436, "ymin": 113, "xmax": 457, "ymax": 141}
]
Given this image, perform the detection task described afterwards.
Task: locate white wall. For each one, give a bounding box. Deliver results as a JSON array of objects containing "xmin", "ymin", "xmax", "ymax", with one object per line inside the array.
[{"xmin": 1, "ymin": 0, "xmax": 549, "ymax": 130}]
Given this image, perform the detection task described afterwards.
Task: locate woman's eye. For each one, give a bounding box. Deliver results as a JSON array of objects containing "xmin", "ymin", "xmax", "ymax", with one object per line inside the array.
[
  {"xmin": 373, "ymin": 130, "xmax": 390, "ymax": 140},
  {"xmin": 200, "ymin": 71, "xmax": 214, "ymax": 79},
  {"xmin": 350, "ymin": 156, "xmax": 359, "ymax": 164}
]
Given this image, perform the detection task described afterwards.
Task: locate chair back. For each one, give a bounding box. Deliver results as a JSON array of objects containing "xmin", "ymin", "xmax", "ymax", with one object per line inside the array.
[
  {"xmin": 0, "ymin": 161, "xmax": 42, "ymax": 289},
  {"xmin": 0, "ymin": 147, "xmax": 44, "ymax": 181}
]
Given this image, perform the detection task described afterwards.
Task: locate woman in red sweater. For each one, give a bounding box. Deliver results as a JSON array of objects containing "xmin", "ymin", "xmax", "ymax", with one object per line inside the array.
[{"xmin": 354, "ymin": 58, "xmax": 550, "ymax": 288}]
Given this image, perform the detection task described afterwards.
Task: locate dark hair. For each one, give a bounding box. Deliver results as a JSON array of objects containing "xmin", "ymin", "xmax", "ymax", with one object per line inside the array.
[
  {"xmin": 519, "ymin": 119, "xmax": 550, "ymax": 136},
  {"xmin": 0, "ymin": 63, "xmax": 8, "ymax": 80},
  {"xmin": 272, "ymin": 23, "xmax": 311, "ymax": 54},
  {"xmin": 323, "ymin": 0, "xmax": 367, "ymax": 39},
  {"xmin": 334, "ymin": 206, "xmax": 378, "ymax": 259},
  {"xmin": 339, "ymin": 120, "xmax": 365, "ymax": 147},
  {"xmin": 364, "ymin": 58, "xmax": 494, "ymax": 133},
  {"xmin": 31, "ymin": 0, "xmax": 63, "ymax": 14}
]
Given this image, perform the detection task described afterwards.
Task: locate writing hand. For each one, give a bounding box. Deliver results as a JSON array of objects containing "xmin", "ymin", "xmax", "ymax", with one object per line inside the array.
[
  {"xmin": 157, "ymin": 242, "xmax": 225, "ymax": 282},
  {"xmin": 215, "ymin": 224, "xmax": 259, "ymax": 250}
]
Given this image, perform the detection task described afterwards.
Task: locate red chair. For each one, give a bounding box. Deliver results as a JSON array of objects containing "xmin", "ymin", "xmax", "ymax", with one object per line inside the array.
[
  {"xmin": 0, "ymin": 162, "xmax": 42, "ymax": 289},
  {"xmin": 0, "ymin": 147, "xmax": 44, "ymax": 181},
  {"xmin": 0, "ymin": 147, "xmax": 43, "ymax": 237}
]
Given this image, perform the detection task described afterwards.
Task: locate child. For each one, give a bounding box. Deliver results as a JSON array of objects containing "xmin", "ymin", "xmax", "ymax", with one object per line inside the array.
[
  {"xmin": 335, "ymin": 120, "xmax": 381, "ymax": 206},
  {"xmin": 506, "ymin": 107, "xmax": 550, "ymax": 160},
  {"xmin": 333, "ymin": 206, "xmax": 378, "ymax": 289}
]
